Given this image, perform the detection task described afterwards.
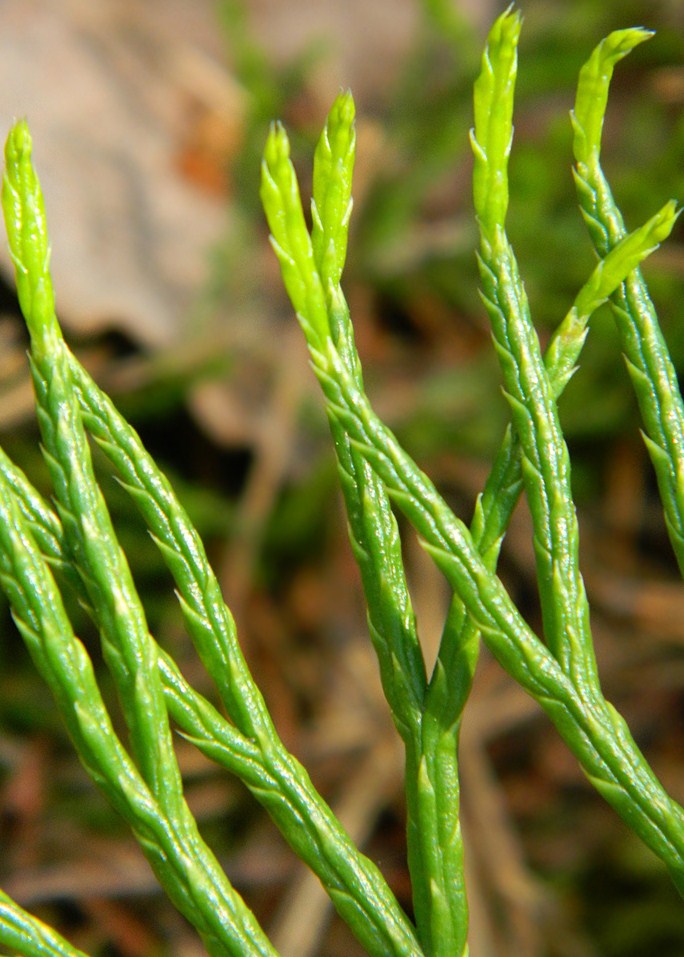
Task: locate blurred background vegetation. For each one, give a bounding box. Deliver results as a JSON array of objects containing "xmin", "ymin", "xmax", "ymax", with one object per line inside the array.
[{"xmin": 0, "ymin": 1, "xmax": 683, "ymax": 955}]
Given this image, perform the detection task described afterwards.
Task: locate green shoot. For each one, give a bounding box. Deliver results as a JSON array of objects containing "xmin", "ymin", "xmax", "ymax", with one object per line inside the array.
[{"xmin": 0, "ymin": 8, "xmax": 683, "ymax": 957}]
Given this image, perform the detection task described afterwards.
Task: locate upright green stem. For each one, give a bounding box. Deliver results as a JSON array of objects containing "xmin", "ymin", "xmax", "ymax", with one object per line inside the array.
[
  {"xmin": 262, "ymin": 99, "xmax": 471, "ymax": 955},
  {"xmin": 311, "ymin": 99, "xmax": 464, "ymax": 954},
  {"xmin": 572, "ymin": 28, "xmax": 684, "ymax": 575},
  {"xmin": 4, "ymin": 124, "xmax": 173, "ymax": 800},
  {"xmin": 433, "ymin": 183, "xmax": 678, "ymax": 714},
  {"xmin": 3, "ymin": 121, "xmax": 422, "ymax": 957},
  {"xmin": 471, "ymin": 8, "xmax": 597, "ymax": 690},
  {"xmin": 2, "ymin": 117, "xmax": 279, "ymax": 957}
]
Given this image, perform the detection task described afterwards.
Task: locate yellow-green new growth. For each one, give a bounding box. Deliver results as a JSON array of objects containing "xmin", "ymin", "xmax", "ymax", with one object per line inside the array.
[
  {"xmin": 260, "ymin": 122, "xmax": 329, "ymax": 347},
  {"xmin": 546, "ymin": 198, "xmax": 681, "ymax": 395},
  {"xmin": 470, "ymin": 6, "xmax": 520, "ymax": 231},
  {"xmin": 572, "ymin": 27, "xmax": 653, "ymax": 167},
  {"xmin": 2, "ymin": 120, "xmax": 59, "ymax": 353},
  {"xmin": 312, "ymin": 89, "xmax": 356, "ymax": 294}
]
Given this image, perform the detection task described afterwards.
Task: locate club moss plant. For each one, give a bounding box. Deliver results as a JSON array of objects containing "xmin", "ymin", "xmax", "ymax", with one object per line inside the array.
[{"xmin": 0, "ymin": 8, "xmax": 682, "ymax": 956}]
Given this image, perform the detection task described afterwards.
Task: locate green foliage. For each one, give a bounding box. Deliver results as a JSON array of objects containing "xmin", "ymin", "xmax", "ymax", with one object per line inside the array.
[
  {"xmin": 1, "ymin": 123, "xmax": 419, "ymax": 957},
  {"xmin": 0, "ymin": 7, "xmax": 683, "ymax": 957},
  {"xmin": 572, "ymin": 29, "xmax": 684, "ymax": 575}
]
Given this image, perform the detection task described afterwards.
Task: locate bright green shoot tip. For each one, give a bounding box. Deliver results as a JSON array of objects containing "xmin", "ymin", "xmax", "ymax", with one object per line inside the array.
[
  {"xmin": 470, "ymin": 5, "xmax": 521, "ymax": 230},
  {"xmin": 260, "ymin": 120, "xmax": 329, "ymax": 348},
  {"xmin": 312, "ymin": 89, "xmax": 356, "ymax": 293},
  {"xmin": 2, "ymin": 119, "xmax": 59, "ymax": 352},
  {"xmin": 572, "ymin": 27, "xmax": 653, "ymax": 165}
]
